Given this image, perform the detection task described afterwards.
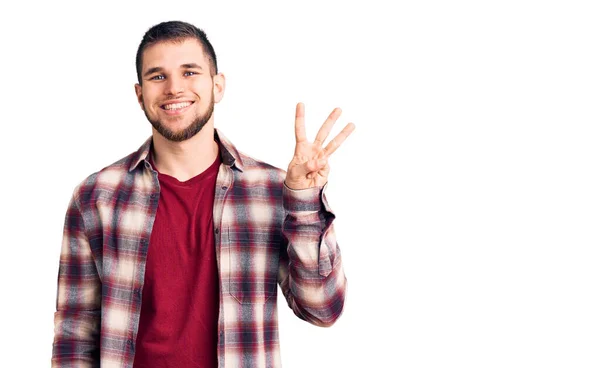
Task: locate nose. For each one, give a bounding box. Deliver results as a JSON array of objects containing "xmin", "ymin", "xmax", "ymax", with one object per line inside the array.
[{"xmin": 164, "ymin": 76, "xmax": 184, "ymax": 96}]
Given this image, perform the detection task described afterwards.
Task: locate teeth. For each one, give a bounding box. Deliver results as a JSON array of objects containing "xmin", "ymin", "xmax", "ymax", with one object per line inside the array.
[{"xmin": 163, "ymin": 102, "xmax": 191, "ymax": 110}]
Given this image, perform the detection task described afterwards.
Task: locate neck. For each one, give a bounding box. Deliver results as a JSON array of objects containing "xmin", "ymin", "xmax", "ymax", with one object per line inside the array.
[{"xmin": 150, "ymin": 122, "xmax": 219, "ymax": 182}]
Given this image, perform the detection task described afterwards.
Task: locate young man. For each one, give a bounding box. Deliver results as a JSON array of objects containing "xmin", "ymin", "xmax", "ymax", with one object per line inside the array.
[{"xmin": 52, "ymin": 21, "xmax": 354, "ymax": 368}]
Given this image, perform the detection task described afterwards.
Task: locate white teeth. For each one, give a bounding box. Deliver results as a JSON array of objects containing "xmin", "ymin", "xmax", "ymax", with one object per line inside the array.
[{"xmin": 163, "ymin": 102, "xmax": 192, "ymax": 110}]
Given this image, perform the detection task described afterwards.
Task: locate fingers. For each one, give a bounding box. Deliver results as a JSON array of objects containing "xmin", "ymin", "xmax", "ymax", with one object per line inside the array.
[
  {"xmin": 306, "ymin": 155, "xmax": 327, "ymax": 173},
  {"xmin": 314, "ymin": 107, "xmax": 342, "ymax": 145},
  {"xmin": 295, "ymin": 102, "xmax": 307, "ymax": 143},
  {"xmin": 324, "ymin": 123, "xmax": 355, "ymax": 157},
  {"xmin": 302, "ymin": 150, "xmax": 326, "ymax": 175},
  {"xmin": 307, "ymin": 158, "xmax": 330, "ymax": 179},
  {"xmin": 296, "ymin": 103, "xmax": 355, "ymax": 159}
]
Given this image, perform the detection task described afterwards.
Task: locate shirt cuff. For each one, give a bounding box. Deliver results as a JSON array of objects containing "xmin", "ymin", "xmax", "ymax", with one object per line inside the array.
[{"xmin": 283, "ymin": 182, "xmax": 330, "ymax": 213}]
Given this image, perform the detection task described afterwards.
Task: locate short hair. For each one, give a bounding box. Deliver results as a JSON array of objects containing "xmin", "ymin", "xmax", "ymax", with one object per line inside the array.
[{"xmin": 135, "ymin": 20, "xmax": 218, "ymax": 84}]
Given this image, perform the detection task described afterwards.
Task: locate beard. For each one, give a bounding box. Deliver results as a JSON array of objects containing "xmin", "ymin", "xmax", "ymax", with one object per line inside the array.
[{"xmin": 144, "ymin": 92, "xmax": 215, "ymax": 142}]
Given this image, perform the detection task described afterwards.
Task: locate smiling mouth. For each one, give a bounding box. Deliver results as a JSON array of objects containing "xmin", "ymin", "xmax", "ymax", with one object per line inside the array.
[
  {"xmin": 160, "ymin": 101, "xmax": 194, "ymax": 116},
  {"xmin": 161, "ymin": 101, "xmax": 193, "ymax": 111}
]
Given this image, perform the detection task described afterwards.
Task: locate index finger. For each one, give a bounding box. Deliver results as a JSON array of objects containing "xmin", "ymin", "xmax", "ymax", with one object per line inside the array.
[{"xmin": 295, "ymin": 102, "xmax": 307, "ymax": 143}]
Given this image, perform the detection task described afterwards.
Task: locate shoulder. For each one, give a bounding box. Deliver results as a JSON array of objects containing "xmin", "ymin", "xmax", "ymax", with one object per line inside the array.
[
  {"xmin": 236, "ymin": 150, "xmax": 287, "ymax": 184},
  {"xmin": 215, "ymin": 128, "xmax": 287, "ymax": 184},
  {"xmin": 70, "ymin": 149, "xmax": 143, "ymax": 205}
]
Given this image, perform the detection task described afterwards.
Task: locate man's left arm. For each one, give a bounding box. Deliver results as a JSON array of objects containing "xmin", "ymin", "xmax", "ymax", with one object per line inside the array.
[
  {"xmin": 278, "ymin": 182, "xmax": 346, "ymax": 327},
  {"xmin": 277, "ymin": 102, "xmax": 355, "ymax": 327}
]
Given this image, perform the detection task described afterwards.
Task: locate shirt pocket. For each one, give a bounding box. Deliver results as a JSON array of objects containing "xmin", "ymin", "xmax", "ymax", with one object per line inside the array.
[{"xmin": 228, "ymin": 226, "xmax": 281, "ymax": 304}]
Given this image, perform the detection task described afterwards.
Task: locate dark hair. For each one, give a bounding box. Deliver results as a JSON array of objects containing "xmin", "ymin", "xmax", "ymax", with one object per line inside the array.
[{"xmin": 135, "ymin": 21, "xmax": 218, "ymax": 84}]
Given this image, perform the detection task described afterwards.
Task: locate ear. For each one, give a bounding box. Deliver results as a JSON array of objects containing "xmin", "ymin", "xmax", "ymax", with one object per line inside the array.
[
  {"xmin": 134, "ymin": 83, "xmax": 144, "ymax": 110},
  {"xmin": 213, "ymin": 73, "xmax": 226, "ymax": 103}
]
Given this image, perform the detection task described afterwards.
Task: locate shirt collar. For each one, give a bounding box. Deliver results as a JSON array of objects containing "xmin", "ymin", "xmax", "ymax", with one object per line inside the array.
[{"xmin": 128, "ymin": 128, "xmax": 245, "ymax": 172}]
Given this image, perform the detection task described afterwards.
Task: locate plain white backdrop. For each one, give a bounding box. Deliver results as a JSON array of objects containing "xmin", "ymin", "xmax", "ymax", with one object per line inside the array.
[{"xmin": 1, "ymin": 0, "xmax": 600, "ymax": 367}]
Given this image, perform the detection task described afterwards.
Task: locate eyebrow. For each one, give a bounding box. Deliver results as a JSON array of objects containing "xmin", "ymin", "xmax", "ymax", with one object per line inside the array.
[
  {"xmin": 181, "ymin": 63, "xmax": 203, "ymax": 70},
  {"xmin": 143, "ymin": 63, "xmax": 204, "ymax": 78},
  {"xmin": 143, "ymin": 67, "xmax": 164, "ymax": 77}
]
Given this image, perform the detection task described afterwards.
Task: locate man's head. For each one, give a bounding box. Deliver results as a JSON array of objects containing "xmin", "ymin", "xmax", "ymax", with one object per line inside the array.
[
  {"xmin": 134, "ymin": 21, "xmax": 225, "ymax": 142},
  {"xmin": 135, "ymin": 21, "xmax": 218, "ymax": 84}
]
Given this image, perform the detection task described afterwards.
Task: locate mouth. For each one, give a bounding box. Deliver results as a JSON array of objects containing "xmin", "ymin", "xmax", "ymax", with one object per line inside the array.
[{"xmin": 160, "ymin": 101, "xmax": 194, "ymax": 115}]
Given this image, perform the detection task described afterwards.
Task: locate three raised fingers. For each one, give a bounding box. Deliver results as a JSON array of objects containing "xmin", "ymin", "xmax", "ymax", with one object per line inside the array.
[{"xmin": 296, "ymin": 102, "xmax": 355, "ymax": 155}]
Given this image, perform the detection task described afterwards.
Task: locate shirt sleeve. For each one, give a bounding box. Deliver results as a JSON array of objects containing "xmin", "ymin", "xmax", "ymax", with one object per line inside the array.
[
  {"xmin": 51, "ymin": 188, "xmax": 101, "ymax": 367},
  {"xmin": 277, "ymin": 182, "xmax": 347, "ymax": 327}
]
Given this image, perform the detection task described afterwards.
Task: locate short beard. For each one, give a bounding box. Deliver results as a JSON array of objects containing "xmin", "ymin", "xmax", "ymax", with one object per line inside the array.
[{"xmin": 144, "ymin": 93, "xmax": 215, "ymax": 142}]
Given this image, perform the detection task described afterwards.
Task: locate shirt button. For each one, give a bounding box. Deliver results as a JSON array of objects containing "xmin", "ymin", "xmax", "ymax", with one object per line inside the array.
[
  {"xmin": 215, "ymin": 228, "xmax": 219, "ymax": 234},
  {"xmin": 150, "ymin": 193, "xmax": 158, "ymax": 199},
  {"xmin": 134, "ymin": 288, "xmax": 142, "ymax": 298},
  {"xmin": 221, "ymin": 186, "xmax": 227, "ymax": 190},
  {"xmin": 127, "ymin": 339, "xmax": 134, "ymax": 348}
]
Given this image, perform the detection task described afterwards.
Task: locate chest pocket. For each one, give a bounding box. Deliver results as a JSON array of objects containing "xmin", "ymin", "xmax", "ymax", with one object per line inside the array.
[{"xmin": 228, "ymin": 226, "xmax": 281, "ymax": 304}]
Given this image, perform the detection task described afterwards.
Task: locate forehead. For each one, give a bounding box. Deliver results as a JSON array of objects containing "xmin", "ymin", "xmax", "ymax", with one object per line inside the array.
[{"xmin": 141, "ymin": 38, "xmax": 209, "ymax": 70}]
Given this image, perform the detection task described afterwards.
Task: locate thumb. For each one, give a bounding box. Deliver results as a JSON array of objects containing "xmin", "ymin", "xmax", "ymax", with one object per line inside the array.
[{"xmin": 304, "ymin": 157, "xmax": 327, "ymax": 173}]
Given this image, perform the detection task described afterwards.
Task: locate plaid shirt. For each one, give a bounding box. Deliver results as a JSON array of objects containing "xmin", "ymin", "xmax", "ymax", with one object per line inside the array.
[{"xmin": 52, "ymin": 129, "xmax": 347, "ymax": 368}]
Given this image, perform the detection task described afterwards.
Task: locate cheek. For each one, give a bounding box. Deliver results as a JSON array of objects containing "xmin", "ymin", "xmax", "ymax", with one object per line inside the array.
[
  {"xmin": 193, "ymin": 79, "xmax": 215, "ymax": 97},
  {"xmin": 142, "ymin": 89, "xmax": 160, "ymax": 108}
]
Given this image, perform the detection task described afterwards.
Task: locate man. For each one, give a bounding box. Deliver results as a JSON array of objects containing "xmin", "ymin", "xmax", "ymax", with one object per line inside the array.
[{"xmin": 52, "ymin": 20, "xmax": 354, "ymax": 368}]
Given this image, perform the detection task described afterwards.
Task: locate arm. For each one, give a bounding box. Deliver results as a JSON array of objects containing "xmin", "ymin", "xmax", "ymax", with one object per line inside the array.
[
  {"xmin": 278, "ymin": 182, "xmax": 346, "ymax": 327},
  {"xmin": 279, "ymin": 102, "xmax": 354, "ymax": 326},
  {"xmin": 51, "ymin": 189, "xmax": 101, "ymax": 367}
]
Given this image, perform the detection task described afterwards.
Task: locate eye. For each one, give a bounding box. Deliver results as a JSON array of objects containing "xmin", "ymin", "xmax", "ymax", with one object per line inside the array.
[
  {"xmin": 184, "ymin": 71, "xmax": 198, "ymax": 77},
  {"xmin": 150, "ymin": 75, "xmax": 165, "ymax": 80}
]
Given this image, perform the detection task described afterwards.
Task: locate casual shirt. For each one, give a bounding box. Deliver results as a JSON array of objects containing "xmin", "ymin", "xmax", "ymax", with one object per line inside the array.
[{"xmin": 52, "ymin": 129, "xmax": 347, "ymax": 368}]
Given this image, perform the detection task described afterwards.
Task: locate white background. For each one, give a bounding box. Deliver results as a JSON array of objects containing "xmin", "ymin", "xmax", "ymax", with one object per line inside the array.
[{"xmin": 1, "ymin": 0, "xmax": 599, "ymax": 367}]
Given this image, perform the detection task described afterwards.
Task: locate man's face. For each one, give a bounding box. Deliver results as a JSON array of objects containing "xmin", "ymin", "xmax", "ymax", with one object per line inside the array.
[{"xmin": 135, "ymin": 38, "xmax": 224, "ymax": 142}]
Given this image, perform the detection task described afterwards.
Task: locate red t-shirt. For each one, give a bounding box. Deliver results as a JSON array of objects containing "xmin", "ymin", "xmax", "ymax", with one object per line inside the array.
[{"xmin": 133, "ymin": 151, "xmax": 221, "ymax": 368}]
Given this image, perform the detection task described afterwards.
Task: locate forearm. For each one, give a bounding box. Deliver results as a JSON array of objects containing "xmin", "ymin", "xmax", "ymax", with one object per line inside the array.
[
  {"xmin": 280, "ymin": 183, "xmax": 347, "ymax": 327},
  {"xmin": 51, "ymin": 192, "xmax": 101, "ymax": 367},
  {"xmin": 52, "ymin": 310, "xmax": 101, "ymax": 367}
]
